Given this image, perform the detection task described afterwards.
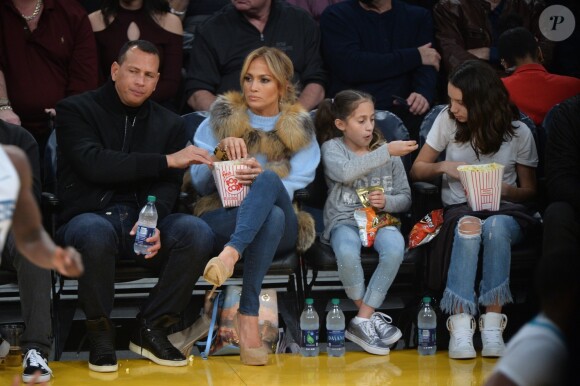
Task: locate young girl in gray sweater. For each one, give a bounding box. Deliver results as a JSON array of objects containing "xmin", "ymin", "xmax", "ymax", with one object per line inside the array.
[{"xmin": 316, "ymin": 90, "xmax": 417, "ymax": 355}]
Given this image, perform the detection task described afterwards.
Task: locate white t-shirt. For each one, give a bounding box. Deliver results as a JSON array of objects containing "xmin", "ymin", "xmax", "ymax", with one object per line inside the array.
[
  {"xmin": 492, "ymin": 314, "xmax": 567, "ymax": 386},
  {"xmin": 0, "ymin": 146, "xmax": 20, "ymax": 252},
  {"xmin": 426, "ymin": 107, "xmax": 539, "ymax": 207}
]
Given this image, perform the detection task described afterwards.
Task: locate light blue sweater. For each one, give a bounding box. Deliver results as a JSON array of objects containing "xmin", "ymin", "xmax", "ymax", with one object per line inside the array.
[{"xmin": 189, "ymin": 109, "xmax": 321, "ymax": 200}]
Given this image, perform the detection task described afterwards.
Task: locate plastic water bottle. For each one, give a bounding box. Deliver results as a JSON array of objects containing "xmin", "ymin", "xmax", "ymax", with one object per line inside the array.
[
  {"xmin": 133, "ymin": 195, "xmax": 158, "ymax": 255},
  {"xmin": 418, "ymin": 296, "xmax": 437, "ymax": 355},
  {"xmin": 326, "ymin": 298, "xmax": 345, "ymax": 357},
  {"xmin": 300, "ymin": 298, "xmax": 319, "ymax": 357}
]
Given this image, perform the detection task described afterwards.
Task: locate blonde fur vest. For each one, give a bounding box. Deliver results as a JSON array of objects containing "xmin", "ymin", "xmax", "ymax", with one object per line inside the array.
[{"xmin": 189, "ymin": 91, "xmax": 316, "ymax": 253}]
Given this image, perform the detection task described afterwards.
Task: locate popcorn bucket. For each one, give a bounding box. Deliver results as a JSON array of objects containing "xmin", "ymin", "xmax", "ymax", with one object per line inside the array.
[
  {"xmin": 457, "ymin": 163, "xmax": 505, "ymax": 211},
  {"xmin": 212, "ymin": 160, "xmax": 250, "ymax": 207}
]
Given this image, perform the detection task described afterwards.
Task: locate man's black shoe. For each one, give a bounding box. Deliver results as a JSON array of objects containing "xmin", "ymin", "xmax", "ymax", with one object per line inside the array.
[
  {"xmin": 86, "ymin": 317, "xmax": 118, "ymax": 373},
  {"xmin": 129, "ymin": 321, "xmax": 187, "ymax": 367}
]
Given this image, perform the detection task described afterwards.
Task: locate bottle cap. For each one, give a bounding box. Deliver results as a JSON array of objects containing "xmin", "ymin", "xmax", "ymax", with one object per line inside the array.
[
  {"xmin": 305, "ymin": 298, "xmax": 313, "ymax": 305},
  {"xmin": 147, "ymin": 195, "xmax": 156, "ymax": 202},
  {"xmin": 422, "ymin": 296, "xmax": 431, "ymax": 304},
  {"xmin": 331, "ymin": 298, "xmax": 340, "ymax": 305}
]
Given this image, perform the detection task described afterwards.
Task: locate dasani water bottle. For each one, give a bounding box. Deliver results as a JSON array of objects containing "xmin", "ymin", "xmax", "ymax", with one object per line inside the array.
[
  {"xmin": 134, "ymin": 195, "xmax": 157, "ymax": 255},
  {"xmin": 326, "ymin": 298, "xmax": 345, "ymax": 357}
]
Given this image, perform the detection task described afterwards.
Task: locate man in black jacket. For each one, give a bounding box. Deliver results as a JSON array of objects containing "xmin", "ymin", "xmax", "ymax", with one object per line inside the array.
[{"xmin": 55, "ymin": 40, "xmax": 215, "ymax": 372}]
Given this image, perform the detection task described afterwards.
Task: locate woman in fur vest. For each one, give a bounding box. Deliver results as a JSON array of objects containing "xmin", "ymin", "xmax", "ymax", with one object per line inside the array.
[{"xmin": 189, "ymin": 47, "xmax": 320, "ymax": 365}]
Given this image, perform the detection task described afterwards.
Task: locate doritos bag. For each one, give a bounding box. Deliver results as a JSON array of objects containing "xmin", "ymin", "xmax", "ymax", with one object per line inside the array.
[{"xmin": 408, "ymin": 209, "xmax": 444, "ymax": 249}]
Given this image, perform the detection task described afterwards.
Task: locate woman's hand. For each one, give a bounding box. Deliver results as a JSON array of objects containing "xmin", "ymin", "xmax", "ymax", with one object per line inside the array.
[
  {"xmin": 219, "ymin": 137, "xmax": 247, "ymax": 160},
  {"xmin": 387, "ymin": 140, "xmax": 418, "ymax": 156},
  {"xmin": 237, "ymin": 157, "xmax": 263, "ymax": 185},
  {"xmin": 368, "ymin": 190, "xmax": 386, "ymax": 210}
]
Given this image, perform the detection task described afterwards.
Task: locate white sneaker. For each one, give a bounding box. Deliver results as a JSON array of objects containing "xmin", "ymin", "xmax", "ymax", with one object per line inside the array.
[
  {"xmin": 447, "ymin": 313, "xmax": 476, "ymax": 359},
  {"xmin": 479, "ymin": 312, "xmax": 507, "ymax": 357}
]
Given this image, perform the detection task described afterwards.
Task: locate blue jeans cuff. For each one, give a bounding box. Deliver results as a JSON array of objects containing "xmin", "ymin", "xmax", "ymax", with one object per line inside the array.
[
  {"xmin": 441, "ymin": 288, "xmax": 478, "ymax": 315},
  {"xmin": 478, "ymin": 278, "xmax": 513, "ymax": 307}
]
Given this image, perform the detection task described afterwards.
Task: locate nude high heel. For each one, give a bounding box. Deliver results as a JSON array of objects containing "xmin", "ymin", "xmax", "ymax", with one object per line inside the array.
[
  {"xmin": 203, "ymin": 257, "xmax": 234, "ymax": 296},
  {"xmin": 233, "ymin": 312, "xmax": 268, "ymax": 366}
]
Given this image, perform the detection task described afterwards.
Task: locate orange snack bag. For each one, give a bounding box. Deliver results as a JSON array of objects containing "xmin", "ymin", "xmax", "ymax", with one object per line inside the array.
[
  {"xmin": 408, "ymin": 209, "xmax": 444, "ymax": 249},
  {"xmin": 354, "ymin": 207, "xmax": 401, "ymax": 247}
]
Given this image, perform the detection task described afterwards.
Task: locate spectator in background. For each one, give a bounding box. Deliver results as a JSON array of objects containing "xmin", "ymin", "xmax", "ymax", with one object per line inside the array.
[
  {"xmin": 286, "ymin": 0, "xmax": 344, "ymax": 22},
  {"xmin": 185, "ymin": 0, "xmax": 326, "ymax": 112},
  {"xmin": 168, "ymin": 0, "xmax": 229, "ymax": 69},
  {"xmin": 320, "ymin": 0, "xmax": 440, "ymax": 141},
  {"xmin": 89, "ymin": 0, "xmax": 183, "ymax": 111},
  {"xmin": 433, "ymin": 0, "xmax": 552, "ymax": 76},
  {"xmin": 499, "ymin": 27, "xmax": 580, "ymax": 126},
  {"xmin": 0, "ymin": 0, "xmax": 98, "ymax": 157},
  {"xmin": 486, "ymin": 94, "xmax": 580, "ymax": 386}
]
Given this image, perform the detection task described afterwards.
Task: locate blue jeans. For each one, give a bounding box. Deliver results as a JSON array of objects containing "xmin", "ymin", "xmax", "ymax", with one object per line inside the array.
[
  {"xmin": 57, "ymin": 204, "xmax": 215, "ymax": 322},
  {"xmin": 441, "ymin": 215, "xmax": 523, "ymax": 315},
  {"xmin": 330, "ymin": 224, "xmax": 404, "ymax": 309},
  {"xmin": 201, "ymin": 171, "xmax": 297, "ymax": 316}
]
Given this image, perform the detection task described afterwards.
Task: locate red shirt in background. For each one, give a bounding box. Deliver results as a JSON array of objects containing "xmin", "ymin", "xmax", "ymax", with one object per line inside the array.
[
  {"xmin": 0, "ymin": 0, "xmax": 98, "ymax": 137},
  {"xmin": 502, "ymin": 63, "xmax": 580, "ymax": 126}
]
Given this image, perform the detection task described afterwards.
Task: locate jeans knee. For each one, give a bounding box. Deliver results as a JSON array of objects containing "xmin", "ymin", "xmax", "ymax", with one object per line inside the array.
[
  {"xmin": 163, "ymin": 214, "xmax": 215, "ymax": 254},
  {"xmin": 482, "ymin": 215, "xmax": 514, "ymax": 242},
  {"xmin": 457, "ymin": 216, "xmax": 482, "ymax": 238},
  {"xmin": 264, "ymin": 206, "xmax": 285, "ymax": 230},
  {"xmin": 64, "ymin": 214, "xmax": 116, "ymax": 251}
]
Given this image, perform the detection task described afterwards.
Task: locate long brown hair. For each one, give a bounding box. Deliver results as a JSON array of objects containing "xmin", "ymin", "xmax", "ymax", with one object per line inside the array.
[
  {"xmin": 315, "ymin": 90, "xmax": 385, "ymax": 150},
  {"xmin": 449, "ymin": 60, "xmax": 519, "ymax": 157}
]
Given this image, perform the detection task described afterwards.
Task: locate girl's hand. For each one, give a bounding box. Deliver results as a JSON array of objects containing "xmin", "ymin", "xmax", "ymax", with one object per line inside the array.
[
  {"xmin": 237, "ymin": 157, "xmax": 263, "ymax": 185},
  {"xmin": 387, "ymin": 140, "xmax": 418, "ymax": 156},
  {"xmin": 368, "ymin": 190, "xmax": 386, "ymax": 210},
  {"xmin": 443, "ymin": 161, "xmax": 466, "ymax": 180},
  {"xmin": 219, "ymin": 137, "xmax": 247, "ymax": 160}
]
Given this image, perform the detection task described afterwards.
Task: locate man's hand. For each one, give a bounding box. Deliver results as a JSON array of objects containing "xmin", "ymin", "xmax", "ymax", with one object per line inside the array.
[
  {"xmin": 130, "ymin": 223, "xmax": 161, "ymax": 259},
  {"xmin": 418, "ymin": 43, "xmax": 441, "ymax": 71},
  {"xmin": 0, "ymin": 109, "xmax": 21, "ymax": 125},
  {"xmin": 52, "ymin": 246, "xmax": 84, "ymax": 277},
  {"xmin": 387, "ymin": 140, "xmax": 418, "ymax": 156},
  {"xmin": 407, "ymin": 93, "xmax": 430, "ymax": 115},
  {"xmin": 167, "ymin": 145, "xmax": 213, "ymax": 169},
  {"xmin": 467, "ymin": 47, "xmax": 490, "ymax": 60}
]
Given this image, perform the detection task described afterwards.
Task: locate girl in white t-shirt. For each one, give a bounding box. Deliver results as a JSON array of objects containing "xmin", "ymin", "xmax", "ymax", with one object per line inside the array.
[{"xmin": 410, "ymin": 60, "xmax": 539, "ymax": 360}]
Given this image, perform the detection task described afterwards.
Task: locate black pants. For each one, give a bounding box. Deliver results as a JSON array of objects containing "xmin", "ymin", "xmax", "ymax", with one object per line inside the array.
[{"xmin": 57, "ymin": 205, "xmax": 215, "ymax": 323}]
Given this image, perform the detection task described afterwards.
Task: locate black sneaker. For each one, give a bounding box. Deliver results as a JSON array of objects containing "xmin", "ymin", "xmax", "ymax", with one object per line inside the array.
[
  {"xmin": 22, "ymin": 349, "xmax": 52, "ymax": 383},
  {"xmin": 129, "ymin": 325, "xmax": 187, "ymax": 367},
  {"xmin": 86, "ymin": 317, "xmax": 118, "ymax": 373}
]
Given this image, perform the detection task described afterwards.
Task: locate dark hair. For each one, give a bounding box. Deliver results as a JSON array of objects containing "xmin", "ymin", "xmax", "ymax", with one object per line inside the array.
[
  {"xmin": 498, "ymin": 27, "xmax": 539, "ymax": 67},
  {"xmin": 358, "ymin": 0, "xmax": 381, "ymax": 10},
  {"xmin": 101, "ymin": 0, "xmax": 170, "ymax": 27},
  {"xmin": 448, "ymin": 60, "xmax": 519, "ymax": 156},
  {"xmin": 117, "ymin": 40, "xmax": 160, "ymax": 64},
  {"xmin": 315, "ymin": 90, "xmax": 385, "ymax": 150}
]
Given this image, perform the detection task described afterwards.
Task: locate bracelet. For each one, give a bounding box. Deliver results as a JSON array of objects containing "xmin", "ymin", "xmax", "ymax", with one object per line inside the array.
[
  {"xmin": 0, "ymin": 105, "xmax": 12, "ymax": 111},
  {"xmin": 170, "ymin": 7, "xmax": 186, "ymax": 16}
]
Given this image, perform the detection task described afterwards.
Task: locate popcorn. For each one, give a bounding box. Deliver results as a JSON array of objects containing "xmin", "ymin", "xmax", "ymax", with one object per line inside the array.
[
  {"xmin": 212, "ymin": 160, "xmax": 250, "ymax": 207},
  {"xmin": 457, "ymin": 163, "xmax": 505, "ymax": 211}
]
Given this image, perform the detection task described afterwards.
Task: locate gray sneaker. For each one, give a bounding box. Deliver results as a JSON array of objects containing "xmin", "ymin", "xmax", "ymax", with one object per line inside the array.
[
  {"xmin": 345, "ymin": 319, "xmax": 390, "ymax": 355},
  {"xmin": 371, "ymin": 312, "xmax": 402, "ymax": 346}
]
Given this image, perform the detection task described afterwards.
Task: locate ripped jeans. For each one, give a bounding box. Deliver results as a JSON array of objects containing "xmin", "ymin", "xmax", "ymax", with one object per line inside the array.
[{"xmin": 441, "ymin": 215, "xmax": 523, "ymax": 315}]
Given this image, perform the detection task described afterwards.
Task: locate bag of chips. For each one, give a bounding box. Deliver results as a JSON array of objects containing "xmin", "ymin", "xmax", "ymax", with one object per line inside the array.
[
  {"xmin": 353, "ymin": 186, "xmax": 400, "ymax": 247},
  {"xmin": 407, "ymin": 209, "xmax": 444, "ymax": 249}
]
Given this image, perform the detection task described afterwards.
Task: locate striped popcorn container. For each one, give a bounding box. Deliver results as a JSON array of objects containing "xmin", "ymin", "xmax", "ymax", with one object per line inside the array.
[
  {"xmin": 212, "ymin": 160, "xmax": 250, "ymax": 207},
  {"xmin": 457, "ymin": 163, "xmax": 505, "ymax": 211}
]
